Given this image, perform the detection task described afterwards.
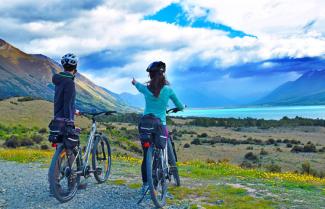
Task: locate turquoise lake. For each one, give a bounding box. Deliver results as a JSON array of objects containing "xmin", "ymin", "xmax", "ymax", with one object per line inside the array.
[{"xmin": 173, "ymin": 106, "xmax": 325, "ymax": 120}]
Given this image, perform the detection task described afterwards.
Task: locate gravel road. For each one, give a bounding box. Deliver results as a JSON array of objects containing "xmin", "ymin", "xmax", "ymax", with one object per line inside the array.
[{"xmin": 0, "ymin": 160, "xmax": 158, "ymax": 209}]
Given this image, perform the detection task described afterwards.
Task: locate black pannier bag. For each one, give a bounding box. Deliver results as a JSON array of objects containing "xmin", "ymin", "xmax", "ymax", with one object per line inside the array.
[
  {"xmin": 48, "ymin": 119, "xmax": 79, "ymax": 149},
  {"xmin": 138, "ymin": 114, "xmax": 167, "ymax": 149},
  {"xmin": 48, "ymin": 119, "xmax": 67, "ymax": 143},
  {"xmin": 63, "ymin": 125, "xmax": 80, "ymax": 149}
]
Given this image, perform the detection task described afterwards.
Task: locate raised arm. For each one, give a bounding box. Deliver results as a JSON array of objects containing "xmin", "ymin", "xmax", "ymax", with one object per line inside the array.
[
  {"xmin": 170, "ymin": 89, "xmax": 184, "ymax": 111},
  {"xmin": 132, "ymin": 78, "xmax": 147, "ymax": 94}
]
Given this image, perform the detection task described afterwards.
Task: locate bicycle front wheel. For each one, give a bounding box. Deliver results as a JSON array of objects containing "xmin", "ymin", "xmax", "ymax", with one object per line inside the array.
[
  {"xmin": 146, "ymin": 145, "xmax": 167, "ymax": 208},
  {"xmin": 48, "ymin": 145, "xmax": 80, "ymax": 203},
  {"xmin": 92, "ymin": 135, "xmax": 112, "ymax": 183},
  {"xmin": 167, "ymin": 139, "xmax": 180, "ymax": 186}
]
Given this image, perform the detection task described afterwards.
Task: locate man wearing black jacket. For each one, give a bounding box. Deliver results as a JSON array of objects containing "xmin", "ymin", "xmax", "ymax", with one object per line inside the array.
[{"xmin": 52, "ymin": 53, "xmax": 78, "ymax": 121}]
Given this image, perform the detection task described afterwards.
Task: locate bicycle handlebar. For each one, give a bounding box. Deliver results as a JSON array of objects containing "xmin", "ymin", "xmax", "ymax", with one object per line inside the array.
[
  {"xmin": 166, "ymin": 105, "xmax": 187, "ymax": 114},
  {"xmin": 80, "ymin": 111, "xmax": 117, "ymax": 117}
]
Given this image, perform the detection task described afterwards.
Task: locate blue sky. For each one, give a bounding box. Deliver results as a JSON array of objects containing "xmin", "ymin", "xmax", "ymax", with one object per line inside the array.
[{"xmin": 0, "ymin": 0, "xmax": 325, "ymax": 106}]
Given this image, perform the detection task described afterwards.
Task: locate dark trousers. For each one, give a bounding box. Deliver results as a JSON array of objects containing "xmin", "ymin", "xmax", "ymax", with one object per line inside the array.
[{"xmin": 141, "ymin": 125, "xmax": 168, "ymax": 183}]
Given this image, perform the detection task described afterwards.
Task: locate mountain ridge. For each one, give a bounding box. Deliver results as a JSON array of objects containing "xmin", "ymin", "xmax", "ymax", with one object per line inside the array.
[
  {"xmin": 257, "ymin": 69, "xmax": 325, "ymax": 106},
  {"xmin": 0, "ymin": 39, "xmax": 131, "ymax": 112}
]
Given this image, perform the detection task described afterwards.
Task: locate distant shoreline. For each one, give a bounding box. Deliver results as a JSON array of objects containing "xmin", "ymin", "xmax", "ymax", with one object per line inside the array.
[{"xmin": 173, "ymin": 105, "xmax": 325, "ymax": 120}]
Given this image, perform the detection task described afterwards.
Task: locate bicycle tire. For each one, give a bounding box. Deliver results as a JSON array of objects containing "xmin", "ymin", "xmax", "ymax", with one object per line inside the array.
[
  {"xmin": 146, "ymin": 145, "xmax": 167, "ymax": 208},
  {"xmin": 167, "ymin": 139, "xmax": 181, "ymax": 186},
  {"xmin": 92, "ymin": 135, "xmax": 112, "ymax": 183},
  {"xmin": 49, "ymin": 145, "xmax": 80, "ymax": 203}
]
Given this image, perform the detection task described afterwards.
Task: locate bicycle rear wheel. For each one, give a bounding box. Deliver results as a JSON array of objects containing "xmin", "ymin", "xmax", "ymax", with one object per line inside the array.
[
  {"xmin": 146, "ymin": 145, "xmax": 167, "ymax": 208},
  {"xmin": 49, "ymin": 145, "xmax": 80, "ymax": 203},
  {"xmin": 92, "ymin": 135, "xmax": 111, "ymax": 183}
]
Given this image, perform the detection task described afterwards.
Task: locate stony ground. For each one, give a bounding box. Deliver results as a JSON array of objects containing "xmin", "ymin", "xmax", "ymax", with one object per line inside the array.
[{"xmin": 0, "ymin": 160, "xmax": 166, "ymax": 209}]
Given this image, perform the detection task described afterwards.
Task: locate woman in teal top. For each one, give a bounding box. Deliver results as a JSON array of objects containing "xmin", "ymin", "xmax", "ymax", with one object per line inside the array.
[{"xmin": 132, "ymin": 61, "xmax": 184, "ymax": 194}]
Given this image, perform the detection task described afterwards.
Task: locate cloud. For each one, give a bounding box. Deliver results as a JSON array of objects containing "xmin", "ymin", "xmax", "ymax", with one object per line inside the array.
[{"xmin": 1, "ymin": 0, "xmax": 325, "ymax": 98}]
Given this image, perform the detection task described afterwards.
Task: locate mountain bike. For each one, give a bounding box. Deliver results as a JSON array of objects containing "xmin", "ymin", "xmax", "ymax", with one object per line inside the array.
[
  {"xmin": 48, "ymin": 111, "xmax": 115, "ymax": 203},
  {"xmin": 140, "ymin": 107, "xmax": 182, "ymax": 208}
]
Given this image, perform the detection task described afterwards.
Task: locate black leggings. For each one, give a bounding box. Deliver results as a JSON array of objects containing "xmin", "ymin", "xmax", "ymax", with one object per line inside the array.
[{"xmin": 141, "ymin": 147, "xmax": 148, "ymax": 183}]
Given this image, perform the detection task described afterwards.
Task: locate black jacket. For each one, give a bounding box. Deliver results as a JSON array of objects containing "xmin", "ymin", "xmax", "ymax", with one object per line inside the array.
[{"xmin": 52, "ymin": 72, "xmax": 76, "ymax": 121}]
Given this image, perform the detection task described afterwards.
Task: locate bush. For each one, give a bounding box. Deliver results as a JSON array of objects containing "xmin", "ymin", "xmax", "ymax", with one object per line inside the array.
[
  {"xmin": 206, "ymin": 158, "xmax": 216, "ymax": 164},
  {"xmin": 198, "ymin": 133, "xmax": 208, "ymax": 138},
  {"xmin": 191, "ymin": 138, "xmax": 201, "ymax": 145},
  {"xmin": 20, "ymin": 138, "xmax": 34, "ymax": 146},
  {"xmin": 4, "ymin": 136, "xmax": 20, "ymax": 148},
  {"xmin": 246, "ymin": 146, "xmax": 254, "ymax": 150},
  {"xmin": 318, "ymin": 147, "xmax": 325, "ymax": 153},
  {"xmin": 291, "ymin": 145, "xmax": 304, "ymax": 153},
  {"xmin": 41, "ymin": 144, "xmax": 49, "ymax": 150},
  {"xmin": 301, "ymin": 161, "xmax": 311, "ymax": 174},
  {"xmin": 244, "ymin": 152, "xmax": 258, "ymax": 161},
  {"xmin": 240, "ymin": 161, "xmax": 254, "ymax": 168},
  {"xmin": 38, "ymin": 128, "xmax": 47, "ymax": 134},
  {"xmin": 266, "ymin": 138, "xmax": 275, "ymax": 145},
  {"xmin": 120, "ymin": 127, "xmax": 127, "ymax": 131},
  {"xmin": 32, "ymin": 135, "xmax": 44, "ymax": 144},
  {"xmin": 303, "ymin": 143, "xmax": 317, "ymax": 152},
  {"xmin": 286, "ymin": 143, "xmax": 293, "ymax": 148},
  {"xmin": 183, "ymin": 143, "xmax": 190, "ymax": 148},
  {"xmin": 265, "ymin": 163, "xmax": 282, "ymax": 172},
  {"xmin": 260, "ymin": 148, "xmax": 268, "ymax": 155},
  {"xmin": 276, "ymin": 147, "xmax": 282, "ymax": 152},
  {"xmin": 276, "ymin": 139, "xmax": 282, "ymax": 143}
]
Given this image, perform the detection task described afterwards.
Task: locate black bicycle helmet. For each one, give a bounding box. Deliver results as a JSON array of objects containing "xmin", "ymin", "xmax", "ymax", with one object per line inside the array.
[{"xmin": 146, "ymin": 61, "xmax": 166, "ymax": 73}]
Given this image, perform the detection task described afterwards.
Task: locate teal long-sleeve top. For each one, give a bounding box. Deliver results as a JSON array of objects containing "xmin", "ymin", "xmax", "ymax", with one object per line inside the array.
[{"xmin": 134, "ymin": 82, "xmax": 184, "ymax": 125}]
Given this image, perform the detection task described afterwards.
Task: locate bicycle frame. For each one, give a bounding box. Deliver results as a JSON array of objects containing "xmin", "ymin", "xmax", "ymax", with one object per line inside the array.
[
  {"xmin": 71, "ymin": 119, "xmax": 97, "ymax": 175},
  {"xmin": 83, "ymin": 120, "xmax": 97, "ymax": 166}
]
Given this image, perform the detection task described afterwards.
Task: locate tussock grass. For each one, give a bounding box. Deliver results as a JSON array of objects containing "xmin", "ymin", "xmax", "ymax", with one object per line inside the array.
[{"xmin": 169, "ymin": 185, "xmax": 275, "ymax": 209}]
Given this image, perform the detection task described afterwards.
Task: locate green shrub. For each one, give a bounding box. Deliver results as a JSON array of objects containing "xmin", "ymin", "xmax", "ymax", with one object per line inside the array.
[
  {"xmin": 266, "ymin": 138, "xmax": 275, "ymax": 145},
  {"xmin": 260, "ymin": 148, "xmax": 268, "ymax": 155},
  {"xmin": 198, "ymin": 133, "xmax": 208, "ymax": 138},
  {"xmin": 38, "ymin": 128, "xmax": 47, "ymax": 134},
  {"xmin": 303, "ymin": 143, "xmax": 317, "ymax": 152},
  {"xmin": 246, "ymin": 146, "xmax": 254, "ymax": 150},
  {"xmin": 191, "ymin": 138, "xmax": 201, "ymax": 145},
  {"xmin": 244, "ymin": 152, "xmax": 258, "ymax": 161},
  {"xmin": 286, "ymin": 143, "xmax": 293, "ymax": 148},
  {"xmin": 301, "ymin": 161, "xmax": 311, "ymax": 174},
  {"xmin": 20, "ymin": 138, "xmax": 34, "ymax": 146},
  {"xmin": 265, "ymin": 163, "xmax": 282, "ymax": 172},
  {"xmin": 4, "ymin": 136, "xmax": 20, "ymax": 148},
  {"xmin": 41, "ymin": 144, "xmax": 49, "ymax": 150},
  {"xmin": 183, "ymin": 143, "xmax": 190, "ymax": 148},
  {"xmin": 318, "ymin": 147, "xmax": 325, "ymax": 153},
  {"xmin": 291, "ymin": 145, "xmax": 304, "ymax": 153},
  {"xmin": 120, "ymin": 127, "xmax": 127, "ymax": 131},
  {"xmin": 32, "ymin": 135, "xmax": 44, "ymax": 144},
  {"xmin": 240, "ymin": 161, "xmax": 254, "ymax": 168}
]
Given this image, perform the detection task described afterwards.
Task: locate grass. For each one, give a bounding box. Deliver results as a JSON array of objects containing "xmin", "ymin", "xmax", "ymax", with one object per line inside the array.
[
  {"xmin": 179, "ymin": 161, "xmax": 325, "ymax": 186},
  {"xmin": 168, "ymin": 185, "xmax": 275, "ymax": 209},
  {"xmin": 0, "ymin": 97, "xmax": 90, "ymax": 128},
  {"xmin": 110, "ymin": 179, "xmax": 127, "ymax": 185},
  {"xmin": 0, "ymin": 148, "xmax": 53, "ymax": 163},
  {"xmin": 1, "ymin": 148, "xmax": 325, "ymax": 208}
]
